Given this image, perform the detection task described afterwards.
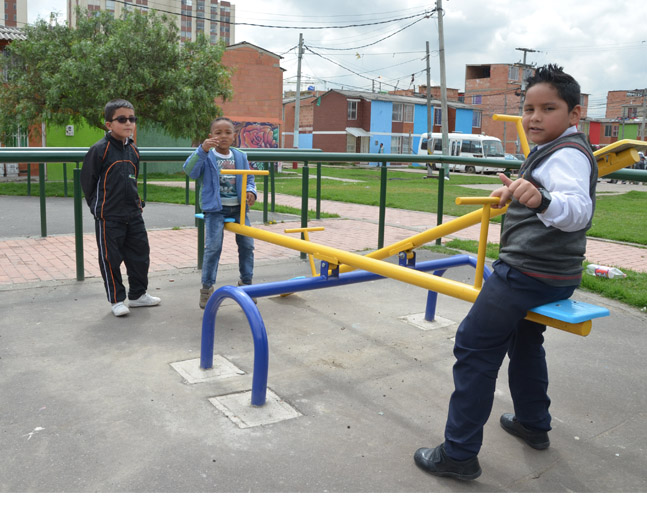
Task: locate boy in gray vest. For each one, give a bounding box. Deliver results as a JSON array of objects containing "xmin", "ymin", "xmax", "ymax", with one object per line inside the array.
[{"xmin": 414, "ymin": 64, "xmax": 597, "ymax": 480}]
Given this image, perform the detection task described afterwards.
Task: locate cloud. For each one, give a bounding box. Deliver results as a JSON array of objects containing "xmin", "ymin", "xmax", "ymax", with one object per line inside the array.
[{"xmin": 27, "ymin": 0, "xmax": 647, "ymax": 117}]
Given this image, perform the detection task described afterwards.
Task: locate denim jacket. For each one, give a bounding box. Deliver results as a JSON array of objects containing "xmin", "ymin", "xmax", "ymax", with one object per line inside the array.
[{"xmin": 183, "ymin": 146, "xmax": 257, "ymax": 212}]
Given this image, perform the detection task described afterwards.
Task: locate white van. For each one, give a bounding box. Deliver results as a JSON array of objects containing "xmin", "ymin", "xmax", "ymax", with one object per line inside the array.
[{"xmin": 417, "ymin": 133, "xmax": 505, "ymax": 174}]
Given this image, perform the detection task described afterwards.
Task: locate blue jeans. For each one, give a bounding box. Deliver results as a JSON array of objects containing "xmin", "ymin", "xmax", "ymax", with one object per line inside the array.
[
  {"xmin": 443, "ymin": 260, "xmax": 577, "ymax": 460},
  {"xmin": 202, "ymin": 206, "xmax": 254, "ymax": 287}
]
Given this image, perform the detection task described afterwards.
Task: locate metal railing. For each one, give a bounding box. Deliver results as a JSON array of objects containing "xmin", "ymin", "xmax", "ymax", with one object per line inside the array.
[{"xmin": 2, "ymin": 147, "xmax": 645, "ymax": 282}]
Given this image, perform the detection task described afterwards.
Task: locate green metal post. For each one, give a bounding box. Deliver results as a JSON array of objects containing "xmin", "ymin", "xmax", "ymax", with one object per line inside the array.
[
  {"xmin": 27, "ymin": 163, "xmax": 31, "ymax": 196},
  {"xmin": 263, "ymin": 174, "xmax": 269, "ymax": 223},
  {"xmin": 197, "ymin": 218, "xmax": 204, "ymax": 270},
  {"xmin": 142, "ymin": 162, "xmax": 147, "ymax": 202},
  {"xmin": 270, "ymin": 162, "xmax": 276, "ymax": 212},
  {"xmin": 73, "ymin": 167, "xmax": 85, "ymax": 281},
  {"xmin": 185, "ymin": 175, "xmax": 190, "ymax": 205},
  {"xmin": 39, "ymin": 163, "xmax": 47, "ymax": 237},
  {"xmin": 378, "ymin": 161, "xmax": 388, "ymax": 249},
  {"xmin": 436, "ymin": 165, "xmax": 447, "ymax": 245},
  {"xmin": 316, "ymin": 162, "xmax": 322, "ymax": 219},
  {"xmin": 300, "ymin": 161, "xmax": 309, "ymax": 260},
  {"xmin": 63, "ymin": 163, "xmax": 68, "ymax": 197},
  {"xmin": 195, "ymin": 178, "xmax": 203, "ymax": 269},
  {"xmin": 194, "ymin": 178, "xmax": 201, "ymax": 228}
]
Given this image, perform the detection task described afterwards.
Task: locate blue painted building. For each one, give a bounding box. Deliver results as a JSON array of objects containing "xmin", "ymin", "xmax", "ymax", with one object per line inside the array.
[{"xmin": 288, "ymin": 89, "xmax": 479, "ymax": 156}]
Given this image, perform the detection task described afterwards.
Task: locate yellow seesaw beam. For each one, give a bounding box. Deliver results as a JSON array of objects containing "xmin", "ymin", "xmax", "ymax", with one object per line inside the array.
[
  {"xmin": 225, "ymin": 221, "xmax": 481, "ymax": 303},
  {"xmin": 224, "ymin": 219, "xmax": 593, "ymax": 335}
]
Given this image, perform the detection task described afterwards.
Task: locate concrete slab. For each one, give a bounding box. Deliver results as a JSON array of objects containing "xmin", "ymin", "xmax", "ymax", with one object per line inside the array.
[
  {"xmin": 171, "ymin": 355, "xmax": 245, "ymax": 384},
  {"xmin": 400, "ymin": 312, "xmax": 456, "ymax": 331},
  {"xmin": 209, "ymin": 389, "xmax": 302, "ymax": 429}
]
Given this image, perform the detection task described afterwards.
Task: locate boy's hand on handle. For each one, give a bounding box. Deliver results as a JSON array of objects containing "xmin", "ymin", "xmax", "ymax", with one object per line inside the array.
[{"xmin": 492, "ymin": 172, "xmax": 542, "ymax": 209}]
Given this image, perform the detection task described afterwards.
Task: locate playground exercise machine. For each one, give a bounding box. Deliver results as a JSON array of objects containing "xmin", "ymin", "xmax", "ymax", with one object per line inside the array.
[{"xmin": 199, "ymin": 124, "xmax": 647, "ymax": 406}]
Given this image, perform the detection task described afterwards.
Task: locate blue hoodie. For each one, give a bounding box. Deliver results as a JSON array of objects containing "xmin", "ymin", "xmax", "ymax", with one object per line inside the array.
[{"xmin": 183, "ymin": 146, "xmax": 257, "ymax": 212}]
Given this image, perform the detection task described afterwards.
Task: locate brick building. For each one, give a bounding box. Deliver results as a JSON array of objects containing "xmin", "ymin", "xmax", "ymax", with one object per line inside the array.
[
  {"xmin": 465, "ymin": 63, "xmax": 589, "ymax": 154},
  {"xmin": 216, "ymin": 42, "xmax": 284, "ymax": 148},
  {"xmin": 1, "ymin": 0, "xmax": 27, "ymax": 27},
  {"xmin": 282, "ymin": 93, "xmax": 323, "ymax": 149},
  {"xmin": 1, "ymin": 25, "xmax": 42, "ymax": 178},
  {"xmin": 605, "ymin": 90, "xmax": 647, "ymax": 120}
]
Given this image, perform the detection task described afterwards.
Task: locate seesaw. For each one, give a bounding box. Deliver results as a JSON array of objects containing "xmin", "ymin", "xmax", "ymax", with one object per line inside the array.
[{"xmin": 200, "ymin": 153, "xmax": 637, "ymax": 406}]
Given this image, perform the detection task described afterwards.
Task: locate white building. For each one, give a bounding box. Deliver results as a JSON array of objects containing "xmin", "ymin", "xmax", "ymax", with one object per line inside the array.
[{"xmin": 68, "ymin": 0, "xmax": 235, "ymax": 45}]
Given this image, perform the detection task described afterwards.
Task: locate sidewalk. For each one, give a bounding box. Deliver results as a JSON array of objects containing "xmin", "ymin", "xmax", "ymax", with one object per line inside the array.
[{"xmin": 1, "ymin": 191, "xmax": 645, "ymax": 286}]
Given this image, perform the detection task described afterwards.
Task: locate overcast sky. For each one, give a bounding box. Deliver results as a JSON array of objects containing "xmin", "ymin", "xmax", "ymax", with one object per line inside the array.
[{"xmin": 28, "ymin": 0, "xmax": 647, "ymax": 117}]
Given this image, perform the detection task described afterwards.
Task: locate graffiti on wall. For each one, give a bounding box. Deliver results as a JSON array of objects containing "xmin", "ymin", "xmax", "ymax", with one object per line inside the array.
[{"xmin": 234, "ymin": 122, "xmax": 279, "ymax": 149}]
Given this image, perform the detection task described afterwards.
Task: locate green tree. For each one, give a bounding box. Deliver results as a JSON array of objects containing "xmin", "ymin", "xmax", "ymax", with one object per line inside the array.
[{"xmin": 0, "ymin": 8, "xmax": 232, "ymax": 144}]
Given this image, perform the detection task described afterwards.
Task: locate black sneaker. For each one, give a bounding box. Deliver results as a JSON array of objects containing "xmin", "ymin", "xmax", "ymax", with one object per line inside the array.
[
  {"xmin": 414, "ymin": 443, "xmax": 482, "ymax": 481},
  {"xmin": 500, "ymin": 413, "xmax": 550, "ymax": 450}
]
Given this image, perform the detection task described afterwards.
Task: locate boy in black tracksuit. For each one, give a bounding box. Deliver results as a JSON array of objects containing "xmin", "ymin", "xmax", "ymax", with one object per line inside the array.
[{"xmin": 81, "ymin": 99, "xmax": 160, "ymax": 317}]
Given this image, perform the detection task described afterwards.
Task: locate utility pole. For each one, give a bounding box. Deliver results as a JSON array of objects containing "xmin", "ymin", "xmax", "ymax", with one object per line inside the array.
[
  {"xmin": 436, "ymin": 0, "xmax": 449, "ymax": 243},
  {"xmin": 515, "ymin": 47, "xmax": 538, "ymax": 114},
  {"xmin": 437, "ymin": 1, "xmax": 449, "ymax": 173},
  {"xmin": 425, "ymin": 41, "xmax": 433, "ymax": 177},
  {"xmin": 641, "ymin": 88, "xmax": 646, "ymax": 141},
  {"xmin": 293, "ymin": 33, "xmax": 304, "ymax": 149}
]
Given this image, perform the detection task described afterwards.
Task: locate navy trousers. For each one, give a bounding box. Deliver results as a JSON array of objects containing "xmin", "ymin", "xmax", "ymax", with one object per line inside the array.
[{"xmin": 443, "ymin": 260, "xmax": 577, "ymax": 460}]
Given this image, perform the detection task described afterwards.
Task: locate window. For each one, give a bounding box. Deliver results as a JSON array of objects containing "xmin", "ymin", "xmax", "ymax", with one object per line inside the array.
[
  {"xmin": 472, "ymin": 95, "xmax": 482, "ymax": 105},
  {"xmin": 508, "ymin": 66, "xmax": 519, "ymax": 81},
  {"xmin": 347, "ymin": 100, "xmax": 358, "ymax": 120},
  {"xmin": 346, "ymin": 134, "xmax": 356, "ymax": 153},
  {"xmin": 392, "ymin": 136, "xmax": 413, "ymax": 154},
  {"xmin": 625, "ymin": 106, "xmax": 638, "ymax": 118},
  {"xmin": 604, "ymin": 125, "xmax": 619, "ymax": 137},
  {"xmin": 392, "ymin": 103, "xmax": 403, "ymax": 122},
  {"xmin": 434, "ymin": 108, "xmax": 442, "ymax": 126},
  {"xmin": 472, "ymin": 110, "xmax": 482, "ymax": 128},
  {"xmin": 404, "ymin": 104, "xmax": 414, "ymax": 122},
  {"xmin": 461, "ymin": 140, "xmax": 482, "ymax": 154}
]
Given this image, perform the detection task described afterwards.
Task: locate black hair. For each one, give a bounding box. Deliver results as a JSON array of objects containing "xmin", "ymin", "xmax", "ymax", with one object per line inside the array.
[
  {"xmin": 104, "ymin": 99, "xmax": 135, "ymax": 121},
  {"xmin": 210, "ymin": 117, "xmax": 235, "ymax": 130},
  {"xmin": 525, "ymin": 64, "xmax": 581, "ymax": 111}
]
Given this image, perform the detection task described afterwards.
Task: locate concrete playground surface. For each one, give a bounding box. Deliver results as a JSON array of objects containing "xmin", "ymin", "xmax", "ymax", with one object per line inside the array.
[{"xmin": 1, "ymin": 247, "xmax": 647, "ymax": 493}]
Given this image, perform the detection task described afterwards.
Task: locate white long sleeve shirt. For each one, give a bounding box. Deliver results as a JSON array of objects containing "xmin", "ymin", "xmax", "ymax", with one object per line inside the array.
[{"xmin": 531, "ymin": 126, "xmax": 594, "ymax": 232}]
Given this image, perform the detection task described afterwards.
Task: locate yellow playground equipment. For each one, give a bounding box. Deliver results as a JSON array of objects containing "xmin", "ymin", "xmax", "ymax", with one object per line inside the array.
[{"xmin": 216, "ymin": 124, "xmax": 645, "ymax": 338}]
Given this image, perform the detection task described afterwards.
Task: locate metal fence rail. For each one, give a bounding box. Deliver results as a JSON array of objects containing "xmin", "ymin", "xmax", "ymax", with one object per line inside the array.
[{"xmin": 1, "ymin": 147, "xmax": 645, "ymax": 282}]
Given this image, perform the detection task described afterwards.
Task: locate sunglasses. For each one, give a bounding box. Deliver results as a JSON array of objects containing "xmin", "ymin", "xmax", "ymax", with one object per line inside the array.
[{"xmin": 110, "ymin": 116, "xmax": 138, "ymax": 124}]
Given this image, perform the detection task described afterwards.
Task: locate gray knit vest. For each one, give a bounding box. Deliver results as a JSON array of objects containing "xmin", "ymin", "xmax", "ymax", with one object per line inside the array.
[{"xmin": 499, "ymin": 132, "xmax": 598, "ymax": 286}]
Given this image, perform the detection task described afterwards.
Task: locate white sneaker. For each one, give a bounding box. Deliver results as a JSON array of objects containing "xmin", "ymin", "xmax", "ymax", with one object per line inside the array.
[
  {"xmin": 129, "ymin": 293, "xmax": 161, "ymax": 307},
  {"xmin": 112, "ymin": 302, "xmax": 130, "ymax": 317}
]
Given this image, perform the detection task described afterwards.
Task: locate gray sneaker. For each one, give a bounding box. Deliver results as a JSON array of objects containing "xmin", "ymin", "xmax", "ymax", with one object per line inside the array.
[
  {"xmin": 237, "ymin": 280, "xmax": 257, "ymax": 303},
  {"xmin": 129, "ymin": 293, "xmax": 161, "ymax": 307},
  {"xmin": 200, "ymin": 286, "xmax": 214, "ymax": 309},
  {"xmin": 111, "ymin": 302, "xmax": 130, "ymax": 317}
]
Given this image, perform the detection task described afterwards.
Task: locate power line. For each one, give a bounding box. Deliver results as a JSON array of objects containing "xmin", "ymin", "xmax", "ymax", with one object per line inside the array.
[
  {"xmin": 306, "ymin": 13, "xmax": 430, "ymax": 51},
  {"xmin": 110, "ymin": 1, "xmax": 429, "ymax": 30}
]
